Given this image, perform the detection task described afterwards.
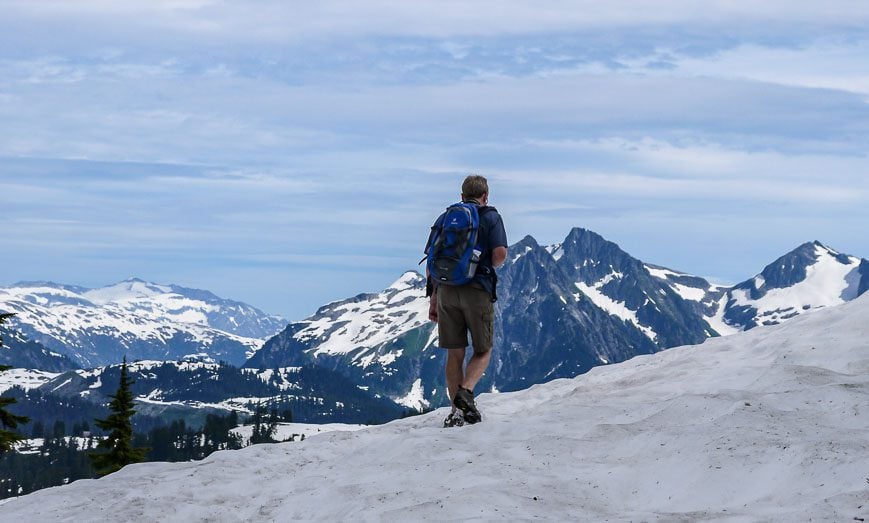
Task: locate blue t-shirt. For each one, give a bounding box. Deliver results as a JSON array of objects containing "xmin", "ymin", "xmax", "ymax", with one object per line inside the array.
[{"xmin": 426, "ymin": 203, "xmax": 508, "ymax": 298}]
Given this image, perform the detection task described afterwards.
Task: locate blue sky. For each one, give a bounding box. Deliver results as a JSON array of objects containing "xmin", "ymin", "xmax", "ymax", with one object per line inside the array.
[{"xmin": 1, "ymin": 1, "xmax": 868, "ymax": 319}]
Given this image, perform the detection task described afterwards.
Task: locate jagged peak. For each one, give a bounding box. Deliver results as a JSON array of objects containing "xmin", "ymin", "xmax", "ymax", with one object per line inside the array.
[
  {"xmin": 558, "ymin": 227, "xmax": 638, "ymax": 271},
  {"xmin": 512, "ymin": 234, "xmax": 540, "ymax": 250},
  {"xmin": 735, "ymin": 240, "xmax": 860, "ymax": 294},
  {"xmin": 387, "ymin": 271, "xmax": 425, "ymax": 291},
  {"xmin": 564, "ymin": 227, "xmax": 605, "ymax": 242},
  {"xmin": 774, "ymin": 240, "xmax": 854, "ymax": 266}
]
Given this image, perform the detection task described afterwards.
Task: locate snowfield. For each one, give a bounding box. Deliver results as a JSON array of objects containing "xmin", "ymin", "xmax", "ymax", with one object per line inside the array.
[
  {"xmin": 231, "ymin": 422, "xmax": 367, "ymax": 445},
  {"xmin": 2, "ymin": 295, "xmax": 868, "ymax": 521}
]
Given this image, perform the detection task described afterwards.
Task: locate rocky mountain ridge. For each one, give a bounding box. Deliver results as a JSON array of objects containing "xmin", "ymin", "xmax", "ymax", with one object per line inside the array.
[{"xmin": 247, "ymin": 228, "xmax": 868, "ymax": 410}]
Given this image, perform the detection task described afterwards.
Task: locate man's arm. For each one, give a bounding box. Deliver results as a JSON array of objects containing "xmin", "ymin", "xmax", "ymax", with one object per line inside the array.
[
  {"xmin": 491, "ymin": 246, "xmax": 507, "ymax": 268},
  {"xmin": 426, "ymin": 267, "xmax": 438, "ymax": 323},
  {"xmin": 488, "ymin": 213, "xmax": 508, "ymax": 268}
]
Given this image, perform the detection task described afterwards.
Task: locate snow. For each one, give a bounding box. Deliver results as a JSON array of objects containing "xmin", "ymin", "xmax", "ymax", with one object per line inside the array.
[
  {"xmin": 231, "ymin": 422, "xmax": 366, "ymax": 445},
  {"xmin": 134, "ymin": 395, "xmax": 272, "ymax": 415},
  {"xmin": 670, "ymin": 282, "xmax": 707, "ymax": 301},
  {"xmin": 4, "ymin": 294, "xmax": 868, "ymax": 520},
  {"xmin": 0, "ymin": 279, "xmax": 278, "ymax": 366},
  {"xmin": 574, "ymin": 273, "xmax": 658, "ymax": 341},
  {"xmin": 510, "ymin": 245, "xmax": 533, "ymax": 263},
  {"xmin": 386, "ymin": 271, "xmax": 424, "ymax": 292},
  {"xmin": 14, "ymin": 437, "xmax": 101, "ymax": 455},
  {"xmin": 377, "ymin": 349, "xmax": 402, "ymax": 367},
  {"xmin": 0, "ymin": 368, "xmax": 60, "ymax": 393},
  {"xmin": 732, "ymin": 244, "xmax": 862, "ymax": 326},
  {"xmin": 705, "ymin": 293, "xmax": 740, "ymax": 336},
  {"xmin": 545, "ymin": 242, "xmax": 564, "ymax": 261},
  {"xmin": 644, "ymin": 264, "xmax": 711, "ymax": 302},
  {"xmin": 294, "ymin": 280, "xmax": 429, "ymax": 361},
  {"xmin": 83, "ymin": 279, "xmax": 172, "ymax": 304},
  {"xmin": 393, "ymin": 378, "xmax": 427, "ymax": 410},
  {"xmin": 644, "ymin": 265, "xmax": 683, "ymax": 280}
]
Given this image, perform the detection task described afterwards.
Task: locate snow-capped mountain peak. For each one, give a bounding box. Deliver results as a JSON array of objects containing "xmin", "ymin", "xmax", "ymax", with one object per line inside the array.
[
  {"xmin": 723, "ymin": 241, "xmax": 866, "ymax": 329},
  {"xmin": 82, "ymin": 278, "xmax": 173, "ymax": 305},
  {"xmin": 0, "ymin": 279, "xmax": 286, "ymax": 367},
  {"xmin": 386, "ymin": 271, "xmax": 426, "ymax": 292},
  {"xmin": 285, "ymin": 274, "xmax": 429, "ymax": 361}
]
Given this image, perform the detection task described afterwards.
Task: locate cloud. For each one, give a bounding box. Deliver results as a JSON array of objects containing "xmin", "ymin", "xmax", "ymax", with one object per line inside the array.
[
  {"xmin": 615, "ymin": 40, "xmax": 869, "ymax": 97},
  {"xmin": 3, "ymin": 64, "xmax": 868, "ymax": 166},
  {"xmin": 5, "ymin": 1, "xmax": 869, "ymax": 41},
  {"xmin": 1, "ymin": 1, "xmax": 867, "ymax": 318}
]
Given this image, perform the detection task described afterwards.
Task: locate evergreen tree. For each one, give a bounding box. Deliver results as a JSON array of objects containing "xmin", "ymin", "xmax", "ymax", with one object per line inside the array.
[
  {"xmin": 88, "ymin": 357, "xmax": 148, "ymax": 476},
  {"xmin": 0, "ymin": 313, "xmax": 29, "ymax": 454},
  {"xmin": 249, "ymin": 403, "xmax": 276, "ymax": 444}
]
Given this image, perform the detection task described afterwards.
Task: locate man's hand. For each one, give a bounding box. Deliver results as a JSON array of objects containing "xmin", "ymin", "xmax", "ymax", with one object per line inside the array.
[{"xmin": 428, "ymin": 294, "xmax": 438, "ymax": 323}]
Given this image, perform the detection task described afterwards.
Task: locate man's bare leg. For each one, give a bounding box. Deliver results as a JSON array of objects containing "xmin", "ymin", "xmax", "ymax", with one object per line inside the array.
[
  {"xmin": 460, "ymin": 349, "xmax": 491, "ymax": 392},
  {"xmin": 446, "ymin": 348, "xmax": 466, "ymax": 410}
]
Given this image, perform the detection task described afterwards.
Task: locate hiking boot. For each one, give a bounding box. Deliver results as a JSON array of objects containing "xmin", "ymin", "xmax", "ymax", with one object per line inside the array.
[
  {"xmin": 453, "ymin": 387, "xmax": 482, "ymax": 424},
  {"xmin": 443, "ymin": 411, "xmax": 465, "ymax": 428}
]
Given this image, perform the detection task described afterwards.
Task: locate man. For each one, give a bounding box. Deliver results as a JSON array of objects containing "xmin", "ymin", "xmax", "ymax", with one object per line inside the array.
[{"xmin": 426, "ymin": 175, "xmax": 508, "ymax": 427}]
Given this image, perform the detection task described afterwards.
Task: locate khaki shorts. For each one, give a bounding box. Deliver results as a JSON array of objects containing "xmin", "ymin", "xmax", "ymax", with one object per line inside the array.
[{"xmin": 437, "ymin": 284, "xmax": 494, "ymax": 353}]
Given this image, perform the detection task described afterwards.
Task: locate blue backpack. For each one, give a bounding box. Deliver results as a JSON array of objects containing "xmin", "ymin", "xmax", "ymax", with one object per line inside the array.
[{"xmin": 424, "ymin": 202, "xmax": 489, "ymax": 286}]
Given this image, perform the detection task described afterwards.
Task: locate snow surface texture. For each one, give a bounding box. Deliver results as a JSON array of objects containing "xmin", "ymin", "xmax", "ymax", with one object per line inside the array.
[{"xmin": 4, "ymin": 295, "xmax": 868, "ymax": 521}]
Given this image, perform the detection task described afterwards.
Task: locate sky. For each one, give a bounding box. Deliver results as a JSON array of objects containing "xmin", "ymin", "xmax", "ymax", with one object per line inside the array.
[{"xmin": 1, "ymin": 1, "xmax": 868, "ymax": 320}]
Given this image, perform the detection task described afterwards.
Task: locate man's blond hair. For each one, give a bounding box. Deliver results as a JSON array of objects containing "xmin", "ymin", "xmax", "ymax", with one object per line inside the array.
[{"xmin": 461, "ymin": 175, "xmax": 488, "ymax": 200}]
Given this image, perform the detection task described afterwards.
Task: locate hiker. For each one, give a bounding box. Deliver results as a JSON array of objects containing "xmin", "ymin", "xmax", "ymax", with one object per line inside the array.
[{"xmin": 424, "ymin": 175, "xmax": 508, "ymax": 427}]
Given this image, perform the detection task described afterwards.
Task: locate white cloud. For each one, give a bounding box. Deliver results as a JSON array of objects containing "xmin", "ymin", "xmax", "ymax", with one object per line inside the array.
[{"xmin": 647, "ymin": 40, "xmax": 869, "ymax": 97}]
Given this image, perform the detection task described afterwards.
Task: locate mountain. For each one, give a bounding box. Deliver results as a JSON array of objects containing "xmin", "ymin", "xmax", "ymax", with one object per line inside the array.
[
  {"xmin": 246, "ymin": 230, "xmax": 699, "ymax": 408},
  {"xmin": 247, "ymin": 229, "xmax": 867, "ymax": 412},
  {"xmin": 4, "ymin": 359, "xmax": 405, "ymax": 430},
  {"xmin": 0, "ymin": 324, "xmax": 79, "ymax": 372},
  {"xmin": 0, "ymin": 279, "xmax": 286, "ymax": 368},
  {"xmin": 488, "ymin": 233, "xmax": 658, "ymax": 389},
  {"xmin": 547, "ymin": 228, "xmax": 717, "ymax": 346},
  {"xmin": 5, "ymin": 293, "xmax": 867, "ymax": 520},
  {"xmin": 720, "ymin": 241, "xmax": 867, "ymax": 329},
  {"xmin": 246, "ymin": 272, "xmax": 442, "ymax": 409}
]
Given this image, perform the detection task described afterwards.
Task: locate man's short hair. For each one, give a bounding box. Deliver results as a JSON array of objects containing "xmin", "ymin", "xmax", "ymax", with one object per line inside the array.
[{"xmin": 462, "ymin": 175, "xmax": 489, "ymax": 200}]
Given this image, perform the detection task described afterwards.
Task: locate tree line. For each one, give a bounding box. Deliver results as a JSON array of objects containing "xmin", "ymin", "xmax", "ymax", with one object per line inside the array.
[{"xmin": 0, "ymin": 314, "xmax": 297, "ymax": 499}]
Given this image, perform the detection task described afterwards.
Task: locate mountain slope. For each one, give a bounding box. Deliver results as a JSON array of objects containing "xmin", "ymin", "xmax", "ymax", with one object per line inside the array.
[
  {"xmin": 248, "ymin": 237, "xmax": 663, "ymax": 408},
  {"xmin": 4, "ymin": 293, "xmax": 867, "ymax": 520},
  {"xmin": 28, "ymin": 360, "xmax": 404, "ymax": 425},
  {"xmin": 246, "ymin": 272, "xmax": 439, "ymax": 409},
  {"xmin": 247, "ymin": 230, "xmax": 867, "ymax": 411},
  {"xmin": 0, "ymin": 325, "xmax": 79, "ymax": 372},
  {"xmin": 489, "ymin": 234, "xmax": 657, "ymax": 390},
  {"xmin": 720, "ymin": 241, "xmax": 866, "ymax": 330},
  {"xmin": 0, "ymin": 279, "xmax": 285, "ymax": 367},
  {"xmin": 552, "ymin": 228, "xmax": 716, "ymax": 345}
]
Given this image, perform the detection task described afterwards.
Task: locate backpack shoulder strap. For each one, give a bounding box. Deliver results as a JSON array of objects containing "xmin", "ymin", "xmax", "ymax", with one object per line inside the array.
[{"xmin": 478, "ymin": 205, "xmax": 497, "ymax": 217}]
